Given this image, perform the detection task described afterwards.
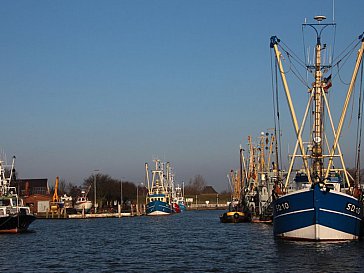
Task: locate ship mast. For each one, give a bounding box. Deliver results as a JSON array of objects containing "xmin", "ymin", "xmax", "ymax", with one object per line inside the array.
[
  {"xmin": 311, "ymin": 15, "xmax": 326, "ymax": 182},
  {"xmin": 271, "ymin": 15, "xmax": 336, "ymax": 187}
]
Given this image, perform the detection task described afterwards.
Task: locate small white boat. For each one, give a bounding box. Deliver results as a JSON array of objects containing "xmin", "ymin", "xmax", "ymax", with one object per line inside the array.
[{"xmin": 74, "ymin": 188, "xmax": 92, "ymax": 213}]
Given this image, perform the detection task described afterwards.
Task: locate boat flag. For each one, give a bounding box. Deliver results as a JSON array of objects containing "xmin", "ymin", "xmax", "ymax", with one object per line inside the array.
[{"xmin": 323, "ymin": 74, "xmax": 332, "ymax": 91}]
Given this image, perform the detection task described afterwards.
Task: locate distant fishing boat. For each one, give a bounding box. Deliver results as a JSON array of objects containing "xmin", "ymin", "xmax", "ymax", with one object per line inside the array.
[
  {"xmin": 145, "ymin": 159, "xmax": 173, "ymax": 216},
  {"xmin": 173, "ymin": 184, "xmax": 186, "ymax": 211},
  {"xmin": 0, "ymin": 156, "xmax": 36, "ymax": 233},
  {"xmin": 243, "ymin": 133, "xmax": 280, "ymax": 223},
  {"xmin": 270, "ymin": 15, "xmax": 364, "ymax": 240}
]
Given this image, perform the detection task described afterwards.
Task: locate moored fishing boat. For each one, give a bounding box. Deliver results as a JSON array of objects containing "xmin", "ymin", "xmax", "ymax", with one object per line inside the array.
[
  {"xmin": 172, "ymin": 202, "xmax": 181, "ymax": 213},
  {"xmin": 220, "ymin": 199, "xmax": 251, "ymax": 223},
  {"xmin": 220, "ymin": 166, "xmax": 251, "ymax": 223},
  {"xmin": 173, "ymin": 184, "xmax": 186, "ymax": 211},
  {"xmin": 0, "ymin": 156, "xmax": 36, "ymax": 233},
  {"xmin": 145, "ymin": 159, "xmax": 173, "ymax": 216},
  {"xmin": 270, "ymin": 15, "xmax": 364, "ymax": 240},
  {"xmin": 243, "ymin": 133, "xmax": 280, "ymax": 223}
]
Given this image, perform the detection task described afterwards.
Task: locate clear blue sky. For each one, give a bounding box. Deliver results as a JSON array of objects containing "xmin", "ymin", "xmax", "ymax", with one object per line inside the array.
[{"xmin": 0, "ymin": 0, "xmax": 363, "ymax": 192}]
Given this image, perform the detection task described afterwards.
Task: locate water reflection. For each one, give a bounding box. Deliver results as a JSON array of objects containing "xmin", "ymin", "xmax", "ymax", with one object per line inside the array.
[
  {"xmin": 274, "ymin": 239, "xmax": 364, "ymax": 272},
  {"xmin": 1, "ymin": 211, "xmax": 364, "ymax": 273}
]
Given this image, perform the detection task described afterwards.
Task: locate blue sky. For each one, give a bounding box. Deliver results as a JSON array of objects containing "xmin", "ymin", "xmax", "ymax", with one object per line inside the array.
[{"xmin": 0, "ymin": 0, "xmax": 363, "ymax": 192}]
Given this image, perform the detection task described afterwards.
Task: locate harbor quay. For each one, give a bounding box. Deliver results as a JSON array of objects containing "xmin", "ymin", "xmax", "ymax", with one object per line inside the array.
[{"xmin": 36, "ymin": 199, "xmax": 229, "ymax": 219}]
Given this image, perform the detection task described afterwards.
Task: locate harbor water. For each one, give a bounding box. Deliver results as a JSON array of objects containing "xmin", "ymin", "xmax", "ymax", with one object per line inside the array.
[{"xmin": 2, "ymin": 210, "xmax": 364, "ymax": 273}]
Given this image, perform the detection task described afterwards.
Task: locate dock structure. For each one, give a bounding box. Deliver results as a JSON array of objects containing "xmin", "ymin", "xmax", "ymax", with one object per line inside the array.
[
  {"xmin": 37, "ymin": 211, "xmax": 134, "ymax": 219},
  {"xmin": 68, "ymin": 212, "xmax": 132, "ymax": 219}
]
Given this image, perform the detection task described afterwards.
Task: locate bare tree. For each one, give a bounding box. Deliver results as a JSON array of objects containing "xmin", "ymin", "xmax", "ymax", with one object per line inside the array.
[
  {"xmin": 185, "ymin": 174, "xmax": 207, "ymax": 195},
  {"xmin": 83, "ymin": 173, "xmax": 137, "ymax": 208},
  {"xmin": 58, "ymin": 179, "xmax": 66, "ymax": 195}
]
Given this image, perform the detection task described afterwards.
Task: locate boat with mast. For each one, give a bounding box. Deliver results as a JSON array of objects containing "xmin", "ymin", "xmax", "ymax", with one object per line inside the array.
[
  {"xmin": 167, "ymin": 164, "xmax": 181, "ymax": 213},
  {"xmin": 173, "ymin": 184, "xmax": 186, "ymax": 211},
  {"xmin": 220, "ymin": 144, "xmax": 252, "ymax": 223},
  {"xmin": 74, "ymin": 184, "xmax": 93, "ymax": 213},
  {"xmin": 270, "ymin": 15, "xmax": 364, "ymax": 240},
  {"xmin": 243, "ymin": 131, "xmax": 280, "ymax": 223},
  {"xmin": 0, "ymin": 156, "xmax": 36, "ymax": 233},
  {"xmin": 145, "ymin": 159, "xmax": 173, "ymax": 216}
]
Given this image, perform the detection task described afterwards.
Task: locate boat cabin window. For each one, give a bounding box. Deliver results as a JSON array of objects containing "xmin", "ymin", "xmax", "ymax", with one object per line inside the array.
[
  {"xmin": 301, "ymin": 183, "xmax": 311, "ymax": 189},
  {"xmin": 0, "ymin": 199, "xmax": 11, "ymax": 206}
]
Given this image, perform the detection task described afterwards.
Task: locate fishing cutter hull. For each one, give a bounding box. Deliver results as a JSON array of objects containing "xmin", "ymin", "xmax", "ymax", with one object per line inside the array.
[{"xmin": 273, "ymin": 183, "xmax": 362, "ymax": 241}]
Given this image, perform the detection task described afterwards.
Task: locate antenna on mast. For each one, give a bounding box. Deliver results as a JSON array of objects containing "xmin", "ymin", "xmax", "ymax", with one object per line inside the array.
[{"xmin": 332, "ymin": 0, "xmax": 335, "ymax": 23}]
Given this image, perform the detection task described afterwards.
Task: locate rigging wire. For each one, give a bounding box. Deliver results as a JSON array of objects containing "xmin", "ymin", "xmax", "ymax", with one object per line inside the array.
[
  {"xmin": 277, "ymin": 42, "xmax": 311, "ymax": 88},
  {"xmin": 276, "ymin": 55, "xmax": 284, "ymax": 172},
  {"xmin": 336, "ymin": 48, "xmax": 357, "ymax": 85},
  {"xmin": 354, "ymin": 60, "xmax": 364, "ymax": 185},
  {"xmin": 280, "ymin": 40, "xmax": 307, "ymax": 69},
  {"xmin": 345, "ymin": 40, "xmax": 363, "ymax": 132},
  {"xmin": 333, "ymin": 38, "xmax": 362, "ymax": 85},
  {"xmin": 270, "ymin": 47, "xmax": 283, "ymax": 172},
  {"xmin": 302, "ymin": 25, "xmax": 308, "ymax": 68},
  {"xmin": 332, "ymin": 36, "xmax": 359, "ymax": 65},
  {"xmin": 332, "ymin": 24, "xmax": 337, "ymax": 68},
  {"xmin": 286, "ymin": 52, "xmax": 311, "ymax": 88}
]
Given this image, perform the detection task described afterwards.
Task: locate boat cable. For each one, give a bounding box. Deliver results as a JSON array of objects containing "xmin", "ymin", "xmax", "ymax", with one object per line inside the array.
[
  {"xmin": 279, "ymin": 32, "xmax": 361, "ymax": 89},
  {"xmin": 280, "ymin": 39, "xmax": 307, "ymax": 69},
  {"xmin": 270, "ymin": 48, "xmax": 283, "ymax": 173},
  {"xmin": 332, "ymin": 36, "xmax": 361, "ymax": 66},
  {"xmin": 334, "ymin": 38, "xmax": 363, "ymax": 85},
  {"xmin": 302, "ymin": 24, "xmax": 308, "ymax": 70},
  {"xmin": 277, "ymin": 42, "xmax": 311, "ymax": 88},
  {"xmin": 354, "ymin": 61, "xmax": 364, "ymax": 186},
  {"xmin": 344, "ymin": 41, "xmax": 363, "ymax": 132},
  {"xmin": 336, "ymin": 49, "xmax": 358, "ymax": 86}
]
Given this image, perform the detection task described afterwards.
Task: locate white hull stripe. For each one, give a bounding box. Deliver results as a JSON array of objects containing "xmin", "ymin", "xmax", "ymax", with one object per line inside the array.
[
  {"xmin": 319, "ymin": 208, "xmax": 362, "ymax": 221},
  {"xmin": 276, "ymin": 207, "xmax": 361, "ymax": 220},
  {"xmin": 275, "ymin": 208, "xmax": 314, "ymax": 218}
]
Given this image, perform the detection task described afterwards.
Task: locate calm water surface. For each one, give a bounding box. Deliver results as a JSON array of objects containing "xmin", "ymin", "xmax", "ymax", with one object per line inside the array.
[{"xmin": 1, "ymin": 210, "xmax": 364, "ymax": 272}]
